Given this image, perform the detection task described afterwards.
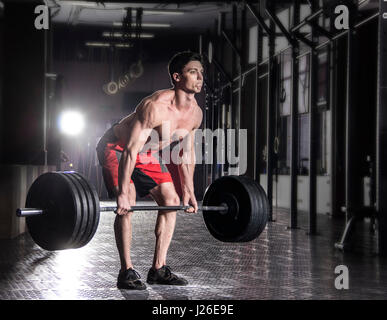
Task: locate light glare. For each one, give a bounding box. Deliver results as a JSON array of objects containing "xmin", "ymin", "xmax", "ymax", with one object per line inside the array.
[{"xmin": 59, "ymin": 110, "xmax": 85, "ymax": 136}]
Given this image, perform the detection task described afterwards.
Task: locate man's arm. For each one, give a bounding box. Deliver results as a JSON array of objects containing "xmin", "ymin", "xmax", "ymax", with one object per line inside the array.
[
  {"xmin": 177, "ymin": 129, "xmax": 196, "ymax": 192},
  {"xmin": 116, "ymin": 101, "xmax": 162, "ymax": 214},
  {"xmin": 177, "ymin": 109, "xmax": 203, "ymax": 213}
]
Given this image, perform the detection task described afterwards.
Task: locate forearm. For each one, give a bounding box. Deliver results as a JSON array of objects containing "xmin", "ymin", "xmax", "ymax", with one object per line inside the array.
[
  {"xmin": 178, "ymin": 162, "xmax": 195, "ymax": 193},
  {"xmin": 178, "ymin": 142, "xmax": 196, "ymax": 193},
  {"xmin": 118, "ymin": 149, "xmax": 137, "ymax": 195}
]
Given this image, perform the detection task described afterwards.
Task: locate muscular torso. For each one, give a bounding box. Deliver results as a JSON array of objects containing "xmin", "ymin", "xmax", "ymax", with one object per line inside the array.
[{"xmin": 113, "ymin": 89, "xmax": 202, "ymax": 152}]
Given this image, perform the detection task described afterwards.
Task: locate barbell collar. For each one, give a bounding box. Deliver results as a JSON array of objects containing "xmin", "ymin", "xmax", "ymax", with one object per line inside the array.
[{"xmin": 16, "ymin": 208, "xmax": 44, "ymax": 217}]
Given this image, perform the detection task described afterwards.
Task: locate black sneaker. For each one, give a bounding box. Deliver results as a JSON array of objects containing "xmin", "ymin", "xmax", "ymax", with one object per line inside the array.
[
  {"xmin": 117, "ymin": 268, "xmax": 146, "ymax": 290},
  {"xmin": 147, "ymin": 265, "xmax": 188, "ymax": 285}
]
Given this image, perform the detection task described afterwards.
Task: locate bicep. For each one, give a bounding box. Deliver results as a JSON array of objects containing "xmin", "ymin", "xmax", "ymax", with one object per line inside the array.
[
  {"xmin": 123, "ymin": 120, "xmax": 153, "ymax": 153},
  {"xmin": 195, "ymin": 108, "xmax": 203, "ymax": 129},
  {"xmin": 180, "ymin": 130, "xmax": 196, "ymax": 165},
  {"xmin": 124, "ymin": 102, "xmax": 161, "ymax": 153},
  {"xmin": 189, "ymin": 130, "xmax": 196, "ymax": 151},
  {"xmin": 190, "ymin": 109, "xmax": 203, "ymax": 150},
  {"xmin": 184, "ymin": 110, "xmax": 202, "ymax": 153}
]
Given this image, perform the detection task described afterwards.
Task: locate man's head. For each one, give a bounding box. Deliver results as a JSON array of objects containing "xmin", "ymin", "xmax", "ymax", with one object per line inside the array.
[{"xmin": 168, "ymin": 51, "xmax": 204, "ymax": 93}]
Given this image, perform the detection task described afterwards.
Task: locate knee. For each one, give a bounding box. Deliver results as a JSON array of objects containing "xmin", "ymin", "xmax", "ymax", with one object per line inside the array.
[{"xmin": 162, "ymin": 194, "xmax": 180, "ymax": 207}]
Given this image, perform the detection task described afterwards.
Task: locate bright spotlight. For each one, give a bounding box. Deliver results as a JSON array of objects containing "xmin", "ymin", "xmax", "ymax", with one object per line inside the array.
[{"xmin": 59, "ymin": 110, "xmax": 85, "ymax": 136}]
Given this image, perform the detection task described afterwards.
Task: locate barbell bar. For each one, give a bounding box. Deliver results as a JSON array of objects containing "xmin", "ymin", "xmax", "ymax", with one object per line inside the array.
[
  {"xmin": 16, "ymin": 205, "xmax": 229, "ymax": 216},
  {"xmin": 16, "ymin": 171, "xmax": 269, "ymax": 250}
]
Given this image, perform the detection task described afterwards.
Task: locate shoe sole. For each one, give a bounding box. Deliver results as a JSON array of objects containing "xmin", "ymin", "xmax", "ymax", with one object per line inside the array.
[
  {"xmin": 146, "ymin": 280, "xmax": 188, "ymax": 286},
  {"xmin": 117, "ymin": 283, "xmax": 147, "ymax": 290}
]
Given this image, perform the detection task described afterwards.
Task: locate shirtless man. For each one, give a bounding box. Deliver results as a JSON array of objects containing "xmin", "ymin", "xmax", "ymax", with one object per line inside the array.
[{"xmin": 96, "ymin": 51, "xmax": 203, "ymax": 290}]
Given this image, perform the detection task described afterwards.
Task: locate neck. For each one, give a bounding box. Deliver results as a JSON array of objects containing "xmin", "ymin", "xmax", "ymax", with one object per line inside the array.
[{"xmin": 173, "ymin": 87, "xmax": 195, "ymax": 110}]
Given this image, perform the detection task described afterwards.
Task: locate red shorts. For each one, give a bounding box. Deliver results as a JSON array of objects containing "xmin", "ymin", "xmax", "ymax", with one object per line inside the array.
[{"xmin": 96, "ymin": 126, "xmax": 173, "ymax": 198}]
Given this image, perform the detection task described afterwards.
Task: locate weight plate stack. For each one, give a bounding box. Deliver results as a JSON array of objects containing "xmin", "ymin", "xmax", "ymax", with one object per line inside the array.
[
  {"xmin": 25, "ymin": 172, "xmax": 82, "ymax": 250},
  {"xmin": 71, "ymin": 172, "xmax": 100, "ymax": 248},
  {"xmin": 202, "ymin": 175, "xmax": 269, "ymax": 242},
  {"xmin": 60, "ymin": 172, "xmax": 91, "ymax": 249}
]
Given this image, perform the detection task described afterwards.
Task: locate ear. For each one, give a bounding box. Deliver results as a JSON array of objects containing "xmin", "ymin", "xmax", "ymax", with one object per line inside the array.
[{"xmin": 172, "ymin": 72, "xmax": 181, "ymax": 83}]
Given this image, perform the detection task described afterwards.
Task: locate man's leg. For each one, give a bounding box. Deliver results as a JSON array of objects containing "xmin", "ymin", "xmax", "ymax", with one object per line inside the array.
[
  {"xmin": 146, "ymin": 182, "xmax": 188, "ymax": 285},
  {"xmin": 113, "ymin": 183, "xmax": 136, "ymax": 272},
  {"xmin": 97, "ymin": 137, "xmax": 145, "ymax": 289},
  {"xmin": 149, "ymin": 182, "xmax": 180, "ymax": 269},
  {"xmin": 113, "ymin": 183, "xmax": 146, "ymax": 290}
]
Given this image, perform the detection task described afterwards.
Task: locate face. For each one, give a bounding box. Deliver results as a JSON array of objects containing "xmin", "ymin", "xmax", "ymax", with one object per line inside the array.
[{"xmin": 173, "ymin": 60, "xmax": 204, "ymax": 94}]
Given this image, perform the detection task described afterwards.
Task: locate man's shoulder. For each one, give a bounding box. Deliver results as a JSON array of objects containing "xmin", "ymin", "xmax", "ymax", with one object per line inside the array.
[
  {"xmin": 135, "ymin": 90, "xmax": 173, "ymax": 114},
  {"xmin": 145, "ymin": 89, "xmax": 174, "ymax": 104},
  {"xmin": 193, "ymin": 102, "xmax": 203, "ymax": 117},
  {"xmin": 194, "ymin": 103, "xmax": 203, "ymax": 114},
  {"xmin": 135, "ymin": 90, "xmax": 172, "ymax": 120}
]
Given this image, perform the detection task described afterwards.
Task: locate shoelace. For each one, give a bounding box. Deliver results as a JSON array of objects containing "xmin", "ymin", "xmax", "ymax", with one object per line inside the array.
[
  {"xmin": 163, "ymin": 265, "xmax": 171, "ymax": 276},
  {"xmin": 132, "ymin": 269, "xmax": 141, "ymax": 279},
  {"xmin": 162, "ymin": 266, "xmax": 177, "ymax": 280},
  {"xmin": 123, "ymin": 268, "xmax": 141, "ymax": 280}
]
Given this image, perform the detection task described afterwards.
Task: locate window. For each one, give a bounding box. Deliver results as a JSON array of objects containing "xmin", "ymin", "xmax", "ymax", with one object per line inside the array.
[
  {"xmin": 277, "ymin": 51, "xmax": 292, "ymax": 174},
  {"xmin": 298, "ymin": 54, "xmax": 310, "ymax": 114},
  {"xmin": 279, "ymin": 51, "xmax": 292, "ymax": 116},
  {"xmin": 317, "ymin": 49, "xmax": 329, "ymax": 108},
  {"xmin": 298, "ymin": 114, "xmax": 310, "ymax": 175}
]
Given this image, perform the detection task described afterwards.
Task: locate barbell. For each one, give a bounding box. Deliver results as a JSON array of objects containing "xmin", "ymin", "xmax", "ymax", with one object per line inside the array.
[{"xmin": 16, "ymin": 171, "xmax": 269, "ymax": 251}]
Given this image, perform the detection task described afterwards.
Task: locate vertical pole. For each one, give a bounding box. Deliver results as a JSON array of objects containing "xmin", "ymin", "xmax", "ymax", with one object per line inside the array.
[
  {"xmin": 54, "ymin": 75, "xmax": 64, "ymax": 171},
  {"xmin": 42, "ymin": 10, "xmax": 50, "ymax": 166},
  {"xmin": 212, "ymin": 20, "xmax": 218, "ymax": 182},
  {"xmin": 345, "ymin": 1, "xmax": 359, "ymax": 236},
  {"xmin": 237, "ymin": 4, "xmax": 246, "ymax": 176},
  {"xmin": 254, "ymin": 4, "xmax": 263, "ymax": 183},
  {"xmin": 232, "ymin": 4, "xmax": 239, "ymax": 174},
  {"xmin": 216, "ymin": 69, "xmax": 223, "ymax": 181},
  {"xmin": 266, "ymin": 1, "xmax": 276, "ymax": 222},
  {"xmin": 218, "ymin": 12, "xmax": 226, "ymax": 177},
  {"xmin": 376, "ymin": 0, "xmax": 387, "ymax": 255},
  {"xmin": 308, "ymin": 0, "xmax": 318, "ymax": 235},
  {"xmin": 330, "ymin": 38, "xmax": 338, "ymax": 217},
  {"xmin": 290, "ymin": 0, "xmax": 300, "ymax": 229},
  {"xmin": 203, "ymin": 78, "xmax": 209, "ymax": 187},
  {"xmin": 199, "ymin": 34, "xmax": 207, "ymax": 191}
]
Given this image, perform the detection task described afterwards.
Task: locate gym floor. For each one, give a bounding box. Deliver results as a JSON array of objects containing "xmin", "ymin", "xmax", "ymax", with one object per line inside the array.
[{"xmin": 0, "ymin": 201, "xmax": 386, "ymax": 300}]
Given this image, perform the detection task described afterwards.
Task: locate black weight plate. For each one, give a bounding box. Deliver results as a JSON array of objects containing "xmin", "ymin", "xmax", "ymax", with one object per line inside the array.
[
  {"xmin": 202, "ymin": 175, "xmax": 268, "ymax": 242},
  {"xmin": 60, "ymin": 172, "xmax": 90, "ymax": 248},
  {"xmin": 72, "ymin": 172, "xmax": 100, "ymax": 246},
  {"xmin": 238, "ymin": 176, "xmax": 268, "ymax": 240},
  {"xmin": 58, "ymin": 173, "xmax": 87, "ymax": 248},
  {"xmin": 231, "ymin": 175, "xmax": 266, "ymax": 241},
  {"xmin": 252, "ymin": 179, "xmax": 269, "ymax": 236},
  {"xmin": 25, "ymin": 172, "xmax": 82, "ymax": 250},
  {"xmin": 68, "ymin": 172, "xmax": 95, "ymax": 248},
  {"xmin": 202, "ymin": 176, "xmax": 250, "ymax": 242}
]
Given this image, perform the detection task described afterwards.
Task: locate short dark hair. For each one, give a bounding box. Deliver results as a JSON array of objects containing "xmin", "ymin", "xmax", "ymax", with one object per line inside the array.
[{"xmin": 168, "ymin": 51, "xmax": 204, "ymax": 85}]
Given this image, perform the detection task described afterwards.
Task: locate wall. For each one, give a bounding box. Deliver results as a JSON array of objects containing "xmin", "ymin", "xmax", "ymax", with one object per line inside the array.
[
  {"xmin": 260, "ymin": 174, "xmax": 331, "ymax": 215},
  {"xmin": 0, "ymin": 165, "xmax": 55, "ymax": 239},
  {"xmin": 52, "ymin": 60, "xmax": 172, "ymax": 124},
  {"xmin": 0, "ymin": 4, "xmax": 3, "ymax": 163},
  {"xmin": 1, "ymin": 2, "xmax": 46, "ymax": 165}
]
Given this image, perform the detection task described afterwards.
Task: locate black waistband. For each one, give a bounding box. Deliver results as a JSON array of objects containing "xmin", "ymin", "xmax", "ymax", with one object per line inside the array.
[{"xmin": 97, "ymin": 124, "xmax": 119, "ymax": 148}]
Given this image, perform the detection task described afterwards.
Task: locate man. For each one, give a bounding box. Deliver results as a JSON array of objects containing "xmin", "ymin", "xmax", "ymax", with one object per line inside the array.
[{"xmin": 96, "ymin": 51, "xmax": 204, "ymax": 290}]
